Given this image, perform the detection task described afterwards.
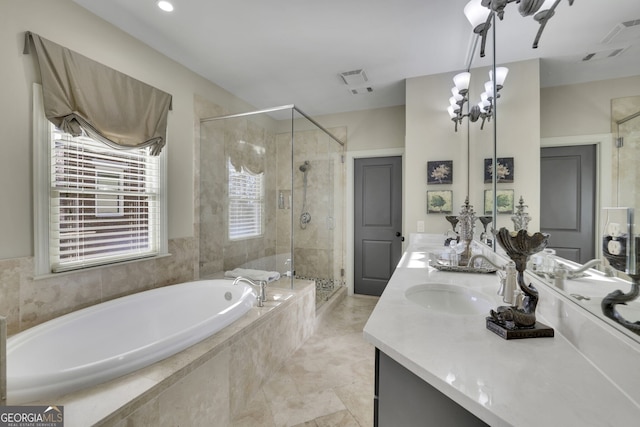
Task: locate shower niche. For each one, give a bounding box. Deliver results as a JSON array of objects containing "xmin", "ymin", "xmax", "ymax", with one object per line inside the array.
[{"xmin": 197, "ymin": 103, "xmax": 346, "ymax": 306}]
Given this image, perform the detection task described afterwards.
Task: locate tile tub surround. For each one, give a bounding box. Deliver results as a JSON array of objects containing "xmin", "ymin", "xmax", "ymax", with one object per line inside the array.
[
  {"xmin": 26, "ymin": 279, "xmax": 315, "ymax": 426},
  {"xmin": 0, "ymin": 237, "xmax": 197, "ymax": 335},
  {"xmin": 364, "ymin": 234, "xmax": 640, "ymax": 426},
  {"xmin": 231, "ymin": 294, "xmax": 379, "ymax": 426}
]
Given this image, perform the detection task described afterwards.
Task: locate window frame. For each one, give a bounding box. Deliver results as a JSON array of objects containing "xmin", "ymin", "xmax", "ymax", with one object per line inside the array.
[
  {"xmin": 227, "ymin": 158, "xmax": 265, "ymax": 241},
  {"xmin": 33, "ymin": 84, "xmax": 168, "ymax": 276}
]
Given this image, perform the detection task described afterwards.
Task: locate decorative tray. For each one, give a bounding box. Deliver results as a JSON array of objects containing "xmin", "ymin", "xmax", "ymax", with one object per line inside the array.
[
  {"xmin": 532, "ymin": 270, "xmax": 587, "ymax": 280},
  {"xmin": 429, "ymin": 259, "xmax": 497, "ymax": 274}
]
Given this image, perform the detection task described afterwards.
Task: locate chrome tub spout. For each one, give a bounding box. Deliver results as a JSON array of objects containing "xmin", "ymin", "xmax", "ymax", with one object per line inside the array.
[{"xmin": 232, "ymin": 277, "xmax": 267, "ymax": 307}]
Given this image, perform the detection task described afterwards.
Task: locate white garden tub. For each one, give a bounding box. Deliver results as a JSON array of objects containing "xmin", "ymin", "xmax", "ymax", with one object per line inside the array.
[{"xmin": 7, "ymin": 279, "xmax": 256, "ymax": 404}]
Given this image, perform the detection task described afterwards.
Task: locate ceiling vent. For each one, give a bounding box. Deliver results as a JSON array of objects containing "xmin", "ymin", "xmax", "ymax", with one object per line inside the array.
[
  {"xmin": 339, "ymin": 69, "xmax": 368, "ymax": 86},
  {"xmin": 602, "ymin": 19, "xmax": 640, "ymax": 44},
  {"xmin": 581, "ymin": 47, "xmax": 628, "ymax": 62},
  {"xmin": 349, "ymin": 87, "xmax": 374, "ymax": 95}
]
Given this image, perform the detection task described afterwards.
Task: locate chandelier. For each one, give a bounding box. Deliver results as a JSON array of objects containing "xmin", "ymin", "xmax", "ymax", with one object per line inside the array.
[
  {"xmin": 448, "ymin": 0, "xmax": 574, "ymax": 131},
  {"xmin": 463, "ymin": 0, "xmax": 575, "ymax": 58},
  {"xmin": 448, "ymin": 67, "xmax": 508, "ymax": 132}
]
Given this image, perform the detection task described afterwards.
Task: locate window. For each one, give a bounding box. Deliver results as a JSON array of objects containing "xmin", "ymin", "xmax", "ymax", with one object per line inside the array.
[
  {"xmin": 228, "ymin": 159, "xmax": 264, "ymax": 240},
  {"xmin": 34, "ymin": 85, "xmax": 166, "ymax": 274}
]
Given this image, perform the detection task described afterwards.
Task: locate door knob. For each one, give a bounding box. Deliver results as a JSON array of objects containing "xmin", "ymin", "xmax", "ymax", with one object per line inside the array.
[{"xmin": 396, "ymin": 232, "xmax": 404, "ymax": 241}]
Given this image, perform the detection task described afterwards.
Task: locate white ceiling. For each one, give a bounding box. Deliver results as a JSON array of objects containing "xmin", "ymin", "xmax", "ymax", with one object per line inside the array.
[{"xmin": 73, "ymin": 0, "xmax": 640, "ymax": 117}]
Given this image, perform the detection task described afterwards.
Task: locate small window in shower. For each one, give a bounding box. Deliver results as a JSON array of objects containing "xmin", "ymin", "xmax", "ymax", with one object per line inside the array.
[{"xmin": 228, "ymin": 158, "xmax": 264, "ymax": 240}]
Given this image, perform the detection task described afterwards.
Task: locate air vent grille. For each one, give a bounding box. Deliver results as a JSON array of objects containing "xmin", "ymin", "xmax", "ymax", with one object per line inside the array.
[
  {"xmin": 339, "ymin": 69, "xmax": 368, "ymax": 86},
  {"xmin": 349, "ymin": 87, "xmax": 374, "ymax": 95},
  {"xmin": 622, "ymin": 19, "xmax": 640, "ymax": 28},
  {"xmin": 581, "ymin": 47, "xmax": 627, "ymax": 61},
  {"xmin": 602, "ymin": 19, "xmax": 640, "ymax": 44}
]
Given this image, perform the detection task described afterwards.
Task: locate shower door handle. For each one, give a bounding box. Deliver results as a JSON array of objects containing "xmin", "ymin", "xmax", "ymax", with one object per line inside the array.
[{"xmin": 396, "ymin": 231, "xmax": 404, "ymax": 242}]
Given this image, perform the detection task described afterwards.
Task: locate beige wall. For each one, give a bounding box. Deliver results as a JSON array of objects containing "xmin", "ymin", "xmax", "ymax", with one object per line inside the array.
[
  {"xmin": 0, "ymin": 0, "xmax": 258, "ymax": 333},
  {"xmin": 541, "ymin": 75, "xmax": 640, "ymax": 138},
  {"xmin": 0, "ymin": 0, "xmax": 256, "ymax": 259},
  {"xmin": 276, "ymin": 105, "xmax": 406, "ymax": 152},
  {"xmin": 405, "ymin": 59, "xmax": 541, "ymax": 236},
  {"xmin": 1, "ymin": 0, "xmax": 407, "ymax": 332}
]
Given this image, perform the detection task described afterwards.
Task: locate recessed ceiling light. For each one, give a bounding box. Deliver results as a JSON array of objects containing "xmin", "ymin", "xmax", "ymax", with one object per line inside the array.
[{"xmin": 157, "ymin": 1, "xmax": 174, "ymax": 12}]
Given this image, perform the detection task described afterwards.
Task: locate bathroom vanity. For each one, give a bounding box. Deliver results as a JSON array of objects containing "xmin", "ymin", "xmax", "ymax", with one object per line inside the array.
[{"xmin": 363, "ymin": 234, "xmax": 640, "ymax": 426}]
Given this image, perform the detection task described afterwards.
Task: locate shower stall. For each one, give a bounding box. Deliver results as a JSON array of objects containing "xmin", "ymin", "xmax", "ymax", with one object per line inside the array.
[
  {"xmin": 612, "ymin": 97, "xmax": 640, "ymax": 211},
  {"xmin": 197, "ymin": 104, "xmax": 346, "ymax": 307}
]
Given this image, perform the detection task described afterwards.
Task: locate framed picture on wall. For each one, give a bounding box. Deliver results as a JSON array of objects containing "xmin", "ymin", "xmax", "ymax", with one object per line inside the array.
[
  {"xmin": 427, "ymin": 190, "xmax": 453, "ymax": 214},
  {"xmin": 484, "ymin": 189, "xmax": 515, "ymax": 214},
  {"xmin": 484, "ymin": 157, "xmax": 514, "ymax": 183},
  {"xmin": 427, "ymin": 160, "xmax": 453, "ymax": 184}
]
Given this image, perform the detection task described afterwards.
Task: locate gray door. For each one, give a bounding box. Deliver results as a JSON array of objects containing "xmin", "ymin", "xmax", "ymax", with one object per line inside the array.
[
  {"xmin": 540, "ymin": 145, "xmax": 596, "ymax": 263},
  {"xmin": 354, "ymin": 156, "xmax": 403, "ymax": 296}
]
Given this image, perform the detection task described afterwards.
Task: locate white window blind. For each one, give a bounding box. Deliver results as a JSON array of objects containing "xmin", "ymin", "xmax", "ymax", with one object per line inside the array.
[
  {"xmin": 228, "ymin": 159, "xmax": 264, "ymax": 240},
  {"xmin": 49, "ymin": 125, "xmax": 161, "ymax": 272}
]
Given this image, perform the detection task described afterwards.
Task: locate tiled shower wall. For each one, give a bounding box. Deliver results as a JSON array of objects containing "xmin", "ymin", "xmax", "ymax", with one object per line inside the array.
[
  {"xmin": 611, "ymin": 96, "xmax": 640, "ymax": 209},
  {"xmin": 197, "ymin": 95, "xmax": 346, "ymax": 281},
  {"xmin": 197, "ymin": 99, "xmax": 279, "ymax": 277},
  {"xmin": 276, "ymin": 127, "xmax": 346, "ymax": 281}
]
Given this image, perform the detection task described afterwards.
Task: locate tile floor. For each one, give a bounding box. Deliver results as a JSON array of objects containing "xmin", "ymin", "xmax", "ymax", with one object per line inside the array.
[{"xmin": 231, "ymin": 294, "xmax": 379, "ymax": 427}]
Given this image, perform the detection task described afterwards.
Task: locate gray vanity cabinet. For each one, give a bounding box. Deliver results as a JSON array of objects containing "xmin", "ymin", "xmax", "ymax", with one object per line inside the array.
[{"xmin": 375, "ymin": 349, "xmax": 489, "ymax": 427}]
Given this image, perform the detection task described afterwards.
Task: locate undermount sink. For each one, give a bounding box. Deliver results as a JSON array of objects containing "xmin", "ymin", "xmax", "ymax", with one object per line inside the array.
[{"xmin": 405, "ymin": 283, "xmax": 494, "ymax": 316}]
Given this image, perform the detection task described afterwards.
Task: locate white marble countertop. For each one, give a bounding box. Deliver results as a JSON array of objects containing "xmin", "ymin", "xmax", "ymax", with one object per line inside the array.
[{"xmin": 363, "ymin": 234, "xmax": 640, "ymax": 427}]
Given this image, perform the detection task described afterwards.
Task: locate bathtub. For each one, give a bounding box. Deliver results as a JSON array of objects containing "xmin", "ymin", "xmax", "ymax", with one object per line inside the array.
[{"xmin": 7, "ymin": 279, "xmax": 256, "ymax": 405}]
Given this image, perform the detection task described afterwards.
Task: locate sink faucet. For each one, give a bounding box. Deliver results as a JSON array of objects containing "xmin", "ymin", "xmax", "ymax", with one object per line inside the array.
[
  {"xmin": 552, "ymin": 259, "xmax": 615, "ymax": 290},
  {"xmin": 232, "ymin": 277, "xmax": 267, "ymax": 307},
  {"xmin": 467, "ymin": 254, "xmax": 519, "ymax": 306},
  {"xmin": 564, "ymin": 259, "xmax": 615, "ymax": 277}
]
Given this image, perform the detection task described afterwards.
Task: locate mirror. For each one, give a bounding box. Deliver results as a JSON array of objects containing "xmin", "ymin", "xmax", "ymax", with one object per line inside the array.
[
  {"xmin": 467, "ymin": 3, "xmax": 640, "ymax": 342},
  {"xmin": 537, "ymin": 95, "xmax": 640, "ymax": 341}
]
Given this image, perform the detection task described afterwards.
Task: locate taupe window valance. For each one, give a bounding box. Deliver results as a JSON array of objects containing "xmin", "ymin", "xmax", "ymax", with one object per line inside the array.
[
  {"xmin": 24, "ymin": 32, "xmax": 172, "ymax": 155},
  {"xmin": 228, "ymin": 139, "xmax": 266, "ymax": 174}
]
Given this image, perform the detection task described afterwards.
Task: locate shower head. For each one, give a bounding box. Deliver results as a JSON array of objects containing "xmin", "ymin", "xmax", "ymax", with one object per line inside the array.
[{"xmin": 299, "ymin": 161, "xmax": 310, "ymax": 172}]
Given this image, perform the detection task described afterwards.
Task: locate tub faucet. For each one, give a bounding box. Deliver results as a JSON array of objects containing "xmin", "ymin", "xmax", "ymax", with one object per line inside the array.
[{"xmin": 232, "ymin": 277, "xmax": 266, "ymax": 307}]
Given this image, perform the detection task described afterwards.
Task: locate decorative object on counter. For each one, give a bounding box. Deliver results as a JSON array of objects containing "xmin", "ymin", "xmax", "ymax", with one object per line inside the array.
[
  {"xmin": 431, "ymin": 240, "xmax": 497, "ymax": 273},
  {"xmin": 484, "ymin": 189, "xmax": 514, "ymax": 214},
  {"xmin": 429, "ymin": 258, "xmax": 497, "ymax": 274},
  {"xmin": 444, "ymin": 215, "xmax": 460, "ymax": 246},
  {"xmin": 601, "ymin": 207, "xmax": 640, "ymax": 336},
  {"xmin": 456, "ymin": 197, "xmax": 477, "ymax": 265},
  {"xmin": 601, "ymin": 282, "xmax": 640, "ymax": 335},
  {"xmin": 487, "ymin": 227, "xmax": 554, "ymax": 339},
  {"xmin": 511, "ymin": 196, "xmax": 531, "ymax": 231},
  {"xmin": 448, "ymin": 240, "xmax": 459, "ymax": 266},
  {"xmin": 484, "ymin": 157, "xmax": 514, "ymax": 183},
  {"xmin": 427, "ymin": 160, "xmax": 453, "ymax": 184},
  {"xmin": 427, "ymin": 190, "xmax": 453, "ymax": 213},
  {"xmin": 478, "ymin": 216, "xmax": 493, "ymax": 247},
  {"xmin": 528, "ymin": 248, "xmax": 557, "ymax": 275}
]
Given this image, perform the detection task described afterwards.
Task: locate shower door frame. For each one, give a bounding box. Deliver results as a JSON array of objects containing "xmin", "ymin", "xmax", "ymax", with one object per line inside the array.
[{"xmin": 200, "ymin": 105, "xmax": 345, "ymax": 290}]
